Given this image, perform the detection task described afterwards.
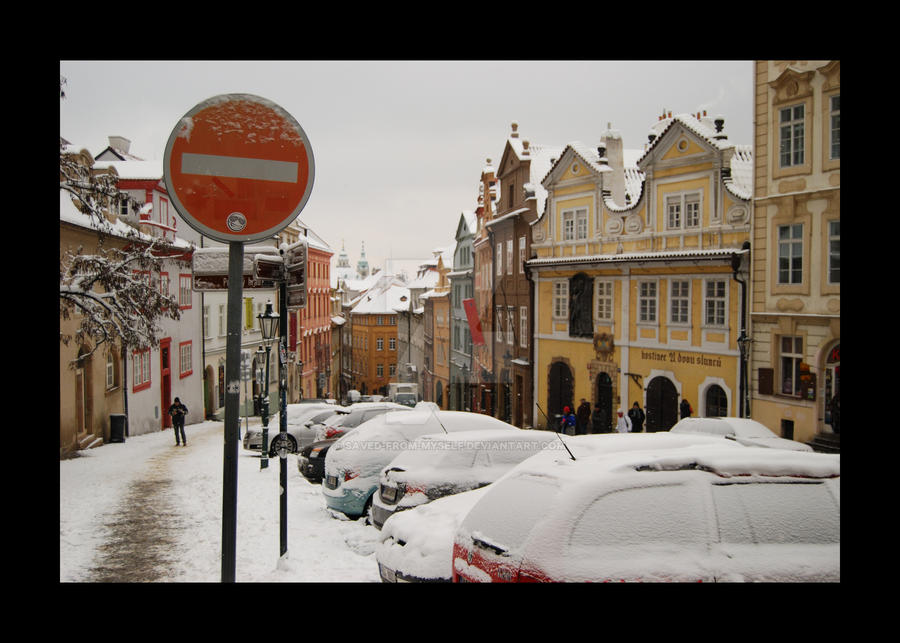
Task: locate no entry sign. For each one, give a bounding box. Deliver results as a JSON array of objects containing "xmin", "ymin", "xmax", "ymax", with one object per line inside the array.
[{"xmin": 163, "ymin": 94, "xmax": 315, "ymax": 244}]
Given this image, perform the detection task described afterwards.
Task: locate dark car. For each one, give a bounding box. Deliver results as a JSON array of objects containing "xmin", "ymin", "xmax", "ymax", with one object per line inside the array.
[{"xmin": 298, "ymin": 437, "xmax": 340, "ymax": 484}]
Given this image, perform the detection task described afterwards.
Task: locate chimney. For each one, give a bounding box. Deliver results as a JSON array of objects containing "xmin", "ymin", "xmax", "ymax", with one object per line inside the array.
[
  {"xmin": 510, "ymin": 122, "xmax": 519, "ymax": 138},
  {"xmin": 108, "ymin": 136, "xmax": 131, "ymax": 155},
  {"xmin": 522, "ymin": 140, "xmax": 530, "ymax": 156},
  {"xmin": 713, "ymin": 116, "xmax": 727, "ymax": 140},
  {"xmin": 602, "ymin": 125, "xmax": 626, "ymax": 207}
]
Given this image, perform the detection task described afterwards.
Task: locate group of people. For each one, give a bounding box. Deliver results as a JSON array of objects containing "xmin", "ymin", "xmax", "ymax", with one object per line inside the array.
[
  {"xmin": 559, "ymin": 399, "xmax": 649, "ymax": 434},
  {"xmin": 559, "ymin": 397, "xmax": 695, "ymax": 434}
]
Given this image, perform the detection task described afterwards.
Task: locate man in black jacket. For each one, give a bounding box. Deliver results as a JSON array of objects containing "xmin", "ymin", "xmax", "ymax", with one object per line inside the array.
[{"xmin": 169, "ymin": 397, "xmax": 189, "ymax": 446}]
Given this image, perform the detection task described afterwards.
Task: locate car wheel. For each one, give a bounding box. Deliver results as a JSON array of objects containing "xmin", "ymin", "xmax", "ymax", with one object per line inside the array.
[{"xmin": 269, "ymin": 434, "xmax": 297, "ymax": 458}]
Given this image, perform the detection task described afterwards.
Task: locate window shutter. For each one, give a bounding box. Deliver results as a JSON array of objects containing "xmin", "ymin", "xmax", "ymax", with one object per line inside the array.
[
  {"xmin": 758, "ymin": 368, "xmax": 774, "ymax": 395},
  {"xmin": 245, "ymin": 298, "xmax": 253, "ymax": 329}
]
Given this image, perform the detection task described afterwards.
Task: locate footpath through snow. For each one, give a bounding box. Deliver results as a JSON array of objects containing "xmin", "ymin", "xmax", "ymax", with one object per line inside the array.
[{"xmin": 60, "ymin": 419, "xmax": 381, "ymax": 582}]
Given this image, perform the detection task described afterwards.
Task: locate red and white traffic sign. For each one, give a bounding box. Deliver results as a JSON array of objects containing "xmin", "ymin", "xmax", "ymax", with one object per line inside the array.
[{"xmin": 163, "ymin": 94, "xmax": 315, "ymax": 244}]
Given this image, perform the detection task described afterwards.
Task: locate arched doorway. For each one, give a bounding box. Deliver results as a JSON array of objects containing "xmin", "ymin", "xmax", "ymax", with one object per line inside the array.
[
  {"xmin": 705, "ymin": 384, "xmax": 728, "ymax": 417},
  {"xmin": 594, "ymin": 372, "xmax": 612, "ymax": 433},
  {"xmin": 646, "ymin": 376, "xmax": 678, "ymax": 432},
  {"xmin": 548, "ymin": 361, "xmax": 574, "ymax": 426}
]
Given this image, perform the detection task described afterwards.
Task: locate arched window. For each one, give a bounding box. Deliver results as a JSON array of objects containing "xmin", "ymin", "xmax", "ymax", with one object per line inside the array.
[{"xmin": 705, "ymin": 385, "xmax": 728, "ymax": 417}]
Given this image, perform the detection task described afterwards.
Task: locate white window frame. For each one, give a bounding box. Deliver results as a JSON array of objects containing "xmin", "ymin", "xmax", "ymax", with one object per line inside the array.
[
  {"xmin": 561, "ymin": 208, "xmax": 588, "ymax": 241},
  {"xmin": 830, "ymin": 95, "xmax": 840, "ymax": 160},
  {"xmin": 553, "ymin": 281, "xmax": 568, "ymax": 320},
  {"xmin": 496, "ymin": 243, "xmax": 503, "ymax": 276},
  {"xmin": 703, "ymin": 279, "xmax": 727, "ymax": 327},
  {"xmin": 180, "ymin": 342, "xmax": 192, "ymax": 377},
  {"xmin": 595, "ymin": 280, "xmax": 613, "ymax": 322},
  {"xmin": 507, "ymin": 307, "xmax": 515, "ymax": 345},
  {"xmin": 638, "ymin": 281, "xmax": 657, "ymax": 324},
  {"xmin": 520, "ymin": 306, "xmax": 528, "ymax": 349},
  {"xmin": 780, "ymin": 335, "xmax": 803, "ymax": 396},
  {"xmin": 670, "ymin": 280, "xmax": 691, "ymax": 325},
  {"xmin": 106, "ymin": 352, "xmax": 116, "ymax": 389},
  {"xmin": 828, "ymin": 220, "xmax": 840, "ymax": 284},
  {"xmin": 506, "ymin": 239, "xmax": 513, "ymax": 275},
  {"xmin": 778, "ymin": 223, "xmax": 803, "ymax": 285},
  {"xmin": 665, "ymin": 192, "xmax": 701, "ymax": 231},
  {"xmin": 518, "ymin": 236, "xmax": 526, "ymax": 273},
  {"xmin": 779, "ymin": 104, "xmax": 805, "ymax": 168},
  {"xmin": 376, "ymin": 337, "xmax": 383, "ymax": 351}
]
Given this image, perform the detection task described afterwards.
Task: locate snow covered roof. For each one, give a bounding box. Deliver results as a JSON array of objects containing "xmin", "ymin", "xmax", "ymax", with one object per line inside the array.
[
  {"xmin": 543, "ymin": 141, "xmax": 646, "ymax": 212},
  {"xmin": 93, "ymin": 160, "xmax": 163, "ymax": 182},
  {"xmin": 351, "ymin": 282, "xmax": 411, "ymax": 316},
  {"xmin": 506, "ymin": 131, "xmax": 563, "ymax": 218},
  {"xmin": 60, "ymin": 190, "xmax": 192, "ymax": 249}
]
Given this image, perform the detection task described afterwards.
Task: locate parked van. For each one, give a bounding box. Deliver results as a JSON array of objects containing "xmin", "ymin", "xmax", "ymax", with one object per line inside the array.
[{"xmin": 452, "ymin": 437, "xmax": 839, "ymax": 582}]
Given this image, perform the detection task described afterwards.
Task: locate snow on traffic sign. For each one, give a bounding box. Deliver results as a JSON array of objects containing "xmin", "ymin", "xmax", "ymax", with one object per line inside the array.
[{"xmin": 163, "ymin": 94, "xmax": 315, "ymax": 244}]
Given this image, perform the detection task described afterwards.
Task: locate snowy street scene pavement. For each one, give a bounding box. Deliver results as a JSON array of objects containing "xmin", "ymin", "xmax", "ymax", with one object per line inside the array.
[{"xmin": 60, "ymin": 419, "xmax": 380, "ymax": 582}]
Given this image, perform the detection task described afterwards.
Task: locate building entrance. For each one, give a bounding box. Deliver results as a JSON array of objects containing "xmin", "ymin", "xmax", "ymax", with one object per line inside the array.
[{"xmin": 646, "ymin": 376, "xmax": 678, "ymax": 432}]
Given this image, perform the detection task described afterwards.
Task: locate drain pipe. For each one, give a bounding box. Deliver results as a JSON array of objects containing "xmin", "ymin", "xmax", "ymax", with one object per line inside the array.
[{"xmin": 731, "ymin": 241, "xmax": 751, "ymax": 418}]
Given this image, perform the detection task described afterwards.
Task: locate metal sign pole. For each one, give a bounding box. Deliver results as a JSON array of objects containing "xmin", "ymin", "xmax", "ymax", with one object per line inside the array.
[
  {"xmin": 221, "ymin": 241, "xmax": 244, "ymax": 583},
  {"xmin": 278, "ymin": 278, "xmax": 289, "ymax": 558}
]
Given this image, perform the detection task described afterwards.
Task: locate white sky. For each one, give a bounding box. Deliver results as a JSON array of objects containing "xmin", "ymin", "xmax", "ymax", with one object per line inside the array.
[{"xmin": 59, "ymin": 60, "xmax": 754, "ymax": 272}]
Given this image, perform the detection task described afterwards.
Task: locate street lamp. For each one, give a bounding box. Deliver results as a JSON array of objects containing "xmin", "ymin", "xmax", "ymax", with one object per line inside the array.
[{"xmin": 257, "ymin": 300, "xmax": 279, "ymax": 469}]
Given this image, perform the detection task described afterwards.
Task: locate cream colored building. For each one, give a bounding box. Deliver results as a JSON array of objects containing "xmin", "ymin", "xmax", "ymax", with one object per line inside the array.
[{"xmin": 750, "ymin": 61, "xmax": 840, "ymax": 448}]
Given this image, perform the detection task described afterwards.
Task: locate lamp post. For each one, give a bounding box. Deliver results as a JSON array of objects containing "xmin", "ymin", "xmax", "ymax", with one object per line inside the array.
[{"xmin": 257, "ymin": 301, "xmax": 279, "ymax": 470}]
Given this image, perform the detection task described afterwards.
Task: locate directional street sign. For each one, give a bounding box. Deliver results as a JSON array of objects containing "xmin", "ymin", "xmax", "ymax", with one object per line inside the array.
[
  {"xmin": 283, "ymin": 239, "xmax": 308, "ymax": 309},
  {"xmin": 164, "ymin": 94, "xmax": 315, "ymax": 244}
]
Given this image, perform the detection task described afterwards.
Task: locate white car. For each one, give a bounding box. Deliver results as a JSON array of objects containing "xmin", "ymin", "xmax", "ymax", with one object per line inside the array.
[
  {"xmin": 376, "ymin": 486, "xmax": 488, "ymax": 583},
  {"xmin": 452, "ymin": 434, "xmax": 839, "ymax": 582},
  {"xmin": 322, "ymin": 410, "xmax": 519, "ymax": 520},
  {"xmin": 669, "ymin": 417, "xmax": 813, "ymax": 451},
  {"xmin": 371, "ymin": 428, "xmax": 559, "ymax": 530}
]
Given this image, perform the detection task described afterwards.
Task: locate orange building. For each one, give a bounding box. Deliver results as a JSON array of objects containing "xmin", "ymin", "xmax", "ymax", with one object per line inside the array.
[{"xmin": 349, "ymin": 277, "xmax": 409, "ymax": 396}]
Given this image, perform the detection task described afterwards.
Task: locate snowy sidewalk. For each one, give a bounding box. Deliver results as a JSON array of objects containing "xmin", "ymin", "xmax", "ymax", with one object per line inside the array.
[{"xmin": 60, "ymin": 420, "xmax": 381, "ymax": 582}]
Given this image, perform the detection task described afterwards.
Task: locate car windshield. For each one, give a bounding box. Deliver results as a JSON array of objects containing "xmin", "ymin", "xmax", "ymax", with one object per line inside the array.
[{"xmin": 459, "ymin": 473, "xmax": 561, "ymax": 552}]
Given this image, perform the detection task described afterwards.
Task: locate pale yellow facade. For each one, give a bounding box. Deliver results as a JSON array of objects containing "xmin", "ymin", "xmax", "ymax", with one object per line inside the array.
[
  {"xmin": 750, "ymin": 61, "xmax": 840, "ymax": 447},
  {"xmin": 529, "ymin": 116, "xmax": 752, "ymax": 431}
]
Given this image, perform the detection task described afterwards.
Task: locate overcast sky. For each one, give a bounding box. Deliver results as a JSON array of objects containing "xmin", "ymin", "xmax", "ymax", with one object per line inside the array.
[{"xmin": 59, "ymin": 60, "xmax": 754, "ymax": 273}]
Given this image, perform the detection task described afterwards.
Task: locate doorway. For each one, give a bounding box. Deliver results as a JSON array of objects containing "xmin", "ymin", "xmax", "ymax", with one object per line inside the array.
[
  {"xmin": 548, "ymin": 361, "xmax": 573, "ymax": 425},
  {"xmin": 594, "ymin": 372, "xmax": 612, "ymax": 433},
  {"xmin": 646, "ymin": 376, "xmax": 678, "ymax": 432}
]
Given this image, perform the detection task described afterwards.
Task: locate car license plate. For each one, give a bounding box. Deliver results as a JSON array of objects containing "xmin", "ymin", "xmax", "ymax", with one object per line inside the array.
[
  {"xmin": 325, "ymin": 475, "xmax": 338, "ymax": 489},
  {"xmin": 381, "ymin": 485, "xmax": 397, "ymax": 503},
  {"xmin": 379, "ymin": 563, "xmax": 396, "ymax": 583}
]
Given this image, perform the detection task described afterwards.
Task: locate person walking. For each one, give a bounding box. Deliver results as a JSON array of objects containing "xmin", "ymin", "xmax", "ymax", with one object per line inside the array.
[
  {"xmin": 169, "ymin": 397, "xmax": 189, "ymax": 446},
  {"xmin": 615, "ymin": 408, "xmax": 632, "ymax": 433},
  {"xmin": 576, "ymin": 398, "xmax": 591, "ymax": 435},
  {"xmin": 628, "ymin": 402, "xmax": 645, "ymax": 434},
  {"xmin": 830, "ymin": 391, "xmax": 840, "ymax": 434},
  {"xmin": 680, "ymin": 398, "xmax": 693, "ymax": 420}
]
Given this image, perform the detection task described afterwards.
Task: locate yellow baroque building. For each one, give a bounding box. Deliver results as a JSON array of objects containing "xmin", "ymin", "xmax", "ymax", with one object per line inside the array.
[{"xmin": 528, "ymin": 116, "xmax": 753, "ymax": 432}]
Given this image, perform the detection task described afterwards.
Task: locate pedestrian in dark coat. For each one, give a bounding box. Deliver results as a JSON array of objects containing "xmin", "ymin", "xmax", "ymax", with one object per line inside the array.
[
  {"xmin": 576, "ymin": 399, "xmax": 591, "ymax": 435},
  {"xmin": 169, "ymin": 397, "xmax": 189, "ymax": 446},
  {"xmin": 628, "ymin": 402, "xmax": 645, "ymax": 434},
  {"xmin": 830, "ymin": 392, "xmax": 840, "ymax": 434},
  {"xmin": 680, "ymin": 398, "xmax": 693, "ymax": 420}
]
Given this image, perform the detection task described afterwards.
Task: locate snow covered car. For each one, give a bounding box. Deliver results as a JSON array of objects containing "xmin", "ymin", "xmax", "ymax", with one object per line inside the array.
[
  {"xmin": 452, "ymin": 434, "xmax": 840, "ymax": 583},
  {"xmin": 376, "ymin": 486, "xmax": 489, "ymax": 582},
  {"xmin": 242, "ymin": 402, "xmax": 347, "ymax": 456},
  {"xmin": 669, "ymin": 417, "xmax": 813, "ymax": 451},
  {"xmin": 313, "ymin": 402, "xmax": 412, "ymax": 442},
  {"xmin": 322, "ymin": 410, "xmax": 519, "ymax": 520},
  {"xmin": 371, "ymin": 428, "xmax": 559, "ymax": 530}
]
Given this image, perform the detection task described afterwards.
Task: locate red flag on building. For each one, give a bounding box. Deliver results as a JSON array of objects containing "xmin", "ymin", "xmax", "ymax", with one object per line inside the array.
[{"xmin": 463, "ymin": 298, "xmax": 485, "ymax": 346}]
